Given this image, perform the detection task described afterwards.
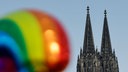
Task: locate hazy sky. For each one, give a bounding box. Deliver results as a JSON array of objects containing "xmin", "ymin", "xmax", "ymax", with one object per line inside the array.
[{"xmin": 0, "ymin": 0, "xmax": 127, "ymax": 72}]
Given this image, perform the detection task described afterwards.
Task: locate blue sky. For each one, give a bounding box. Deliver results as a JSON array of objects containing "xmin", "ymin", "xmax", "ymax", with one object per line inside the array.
[{"xmin": 0, "ymin": 0, "xmax": 127, "ymax": 72}]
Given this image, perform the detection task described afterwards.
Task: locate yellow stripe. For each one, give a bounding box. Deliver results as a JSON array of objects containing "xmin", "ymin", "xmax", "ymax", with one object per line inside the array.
[{"xmin": 4, "ymin": 11, "xmax": 45, "ymax": 63}]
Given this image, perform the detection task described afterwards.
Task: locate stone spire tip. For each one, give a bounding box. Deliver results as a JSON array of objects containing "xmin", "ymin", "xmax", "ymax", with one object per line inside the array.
[
  {"xmin": 104, "ymin": 10, "xmax": 107, "ymax": 16},
  {"xmin": 87, "ymin": 6, "xmax": 90, "ymax": 14}
]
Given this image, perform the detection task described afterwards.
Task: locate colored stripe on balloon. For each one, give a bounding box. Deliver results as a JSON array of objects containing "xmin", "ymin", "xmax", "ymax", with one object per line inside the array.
[
  {"xmin": 29, "ymin": 10, "xmax": 70, "ymax": 71},
  {"xmin": 4, "ymin": 11, "xmax": 46, "ymax": 63},
  {"xmin": 0, "ymin": 32, "xmax": 26, "ymax": 72}
]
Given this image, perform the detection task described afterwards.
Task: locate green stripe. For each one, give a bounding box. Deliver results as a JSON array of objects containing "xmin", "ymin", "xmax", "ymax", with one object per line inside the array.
[{"xmin": 0, "ymin": 19, "xmax": 34, "ymax": 72}]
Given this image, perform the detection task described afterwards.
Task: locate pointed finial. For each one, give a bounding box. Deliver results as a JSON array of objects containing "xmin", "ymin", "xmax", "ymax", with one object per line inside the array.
[
  {"xmin": 78, "ymin": 55, "xmax": 79, "ymax": 59},
  {"xmin": 87, "ymin": 6, "xmax": 90, "ymax": 14},
  {"xmin": 113, "ymin": 49, "xmax": 115, "ymax": 54},
  {"xmin": 80, "ymin": 48, "xmax": 83, "ymax": 55},
  {"xmin": 77, "ymin": 55, "xmax": 79, "ymax": 61},
  {"xmin": 95, "ymin": 45, "xmax": 97, "ymax": 51},
  {"xmin": 104, "ymin": 10, "xmax": 107, "ymax": 16}
]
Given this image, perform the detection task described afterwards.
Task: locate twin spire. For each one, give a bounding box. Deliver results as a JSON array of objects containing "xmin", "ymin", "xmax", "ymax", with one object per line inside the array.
[
  {"xmin": 83, "ymin": 6, "xmax": 95, "ymax": 54},
  {"xmin": 83, "ymin": 6, "xmax": 112, "ymax": 55},
  {"xmin": 101, "ymin": 9, "xmax": 112, "ymax": 55},
  {"xmin": 77, "ymin": 7, "xmax": 119, "ymax": 72}
]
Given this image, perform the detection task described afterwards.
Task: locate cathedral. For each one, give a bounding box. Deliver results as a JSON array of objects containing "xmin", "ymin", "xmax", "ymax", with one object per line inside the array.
[{"xmin": 76, "ymin": 6, "xmax": 119, "ymax": 72}]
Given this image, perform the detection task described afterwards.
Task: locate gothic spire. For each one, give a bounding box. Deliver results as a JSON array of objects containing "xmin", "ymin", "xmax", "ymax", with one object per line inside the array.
[
  {"xmin": 80, "ymin": 48, "xmax": 83, "ymax": 58},
  {"xmin": 101, "ymin": 10, "xmax": 112, "ymax": 56},
  {"xmin": 83, "ymin": 6, "xmax": 95, "ymax": 54},
  {"xmin": 113, "ymin": 49, "xmax": 116, "ymax": 58},
  {"xmin": 77, "ymin": 55, "xmax": 80, "ymax": 61}
]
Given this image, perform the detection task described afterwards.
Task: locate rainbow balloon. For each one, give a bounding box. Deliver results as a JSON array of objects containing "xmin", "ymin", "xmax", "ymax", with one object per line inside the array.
[{"xmin": 0, "ymin": 10, "xmax": 70, "ymax": 72}]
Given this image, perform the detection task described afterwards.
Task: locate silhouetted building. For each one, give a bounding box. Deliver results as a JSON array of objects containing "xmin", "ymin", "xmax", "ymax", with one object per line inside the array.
[{"xmin": 77, "ymin": 6, "xmax": 119, "ymax": 72}]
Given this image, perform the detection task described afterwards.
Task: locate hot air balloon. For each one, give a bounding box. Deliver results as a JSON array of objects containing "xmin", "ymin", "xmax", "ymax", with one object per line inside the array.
[{"xmin": 0, "ymin": 10, "xmax": 70, "ymax": 72}]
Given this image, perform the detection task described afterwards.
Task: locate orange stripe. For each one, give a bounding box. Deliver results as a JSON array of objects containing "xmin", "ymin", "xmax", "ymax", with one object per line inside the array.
[{"xmin": 29, "ymin": 10, "xmax": 70, "ymax": 72}]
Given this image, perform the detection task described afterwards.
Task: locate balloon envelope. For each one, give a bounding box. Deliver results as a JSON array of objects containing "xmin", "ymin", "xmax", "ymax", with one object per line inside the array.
[{"xmin": 0, "ymin": 10, "xmax": 70, "ymax": 72}]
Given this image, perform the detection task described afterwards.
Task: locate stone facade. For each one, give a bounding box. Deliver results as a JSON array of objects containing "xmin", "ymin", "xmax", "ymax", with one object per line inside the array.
[{"xmin": 77, "ymin": 7, "xmax": 119, "ymax": 72}]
